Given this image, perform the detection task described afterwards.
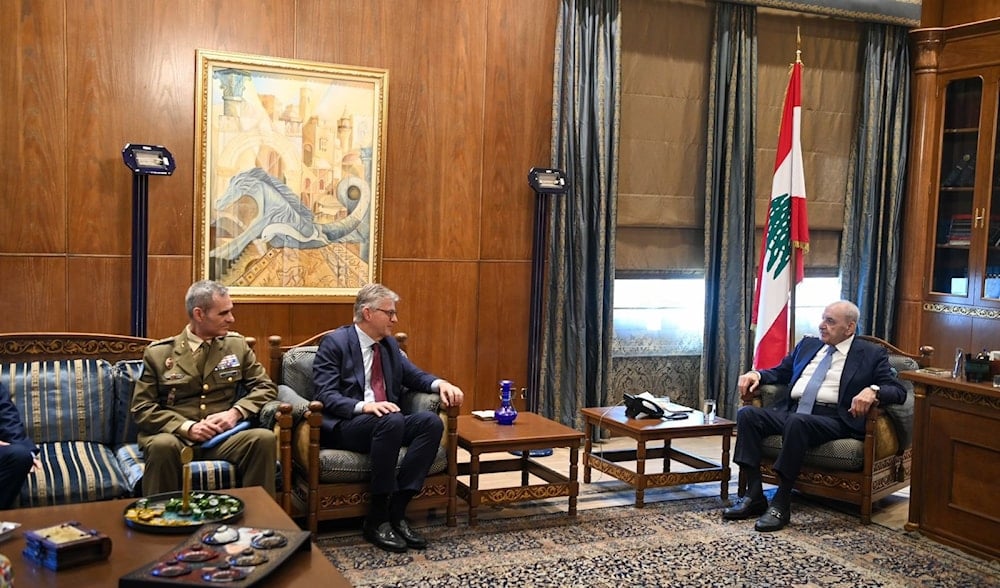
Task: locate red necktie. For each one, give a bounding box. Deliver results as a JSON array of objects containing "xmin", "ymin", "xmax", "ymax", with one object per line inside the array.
[{"xmin": 371, "ymin": 343, "xmax": 387, "ymax": 402}]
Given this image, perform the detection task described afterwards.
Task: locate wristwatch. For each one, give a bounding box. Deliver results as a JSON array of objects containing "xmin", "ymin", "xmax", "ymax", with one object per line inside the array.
[{"xmin": 870, "ymin": 385, "xmax": 880, "ymax": 400}]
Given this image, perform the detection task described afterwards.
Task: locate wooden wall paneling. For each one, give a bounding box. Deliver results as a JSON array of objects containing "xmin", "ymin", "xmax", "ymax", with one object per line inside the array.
[
  {"xmin": 938, "ymin": 2, "xmax": 1000, "ymax": 27},
  {"xmin": 1, "ymin": 0, "xmax": 67, "ymax": 255},
  {"xmin": 381, "ymin": 260, "xmax": 479, "ymax": 409},
  {"xmin": 65, "ymin": 0, "xmax": 130, "ymax": 257},
  {"xmin": 475, "ymin": 261, "xmax": 532, "ymax": 412},
  {"xmin": 67, "ymin": 257, "xmax": 132, "ymax": 333},
  {"xmin": 921, "ymin": 309, "xmax": 971, "ymax": 369},
  {"xmin": 380, "ymin": 2, "xmax": 486, "ymax": 261},
  {"xmin": 145, "ymin": 255, "xmax": 195, "ymax": 339},
  {"xmin": 479, "ymin": 0, "xmax": 559, "ymax": 262},
  {"xmin": 285, "ymin": 303, "xmax": 354, "ymax": 346},
  {"xmin": 0, "ymin": 257, "xmax": 67, "ymax": 331},
  {"xmin": 970, "ymin": 316, "xmax": 1000, "ymax": 355}
]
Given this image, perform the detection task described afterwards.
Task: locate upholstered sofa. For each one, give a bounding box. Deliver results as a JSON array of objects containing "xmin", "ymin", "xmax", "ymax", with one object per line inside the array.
[
  {"xmin": 738, "ymin": 335, "xmax": 933, "ymax": 523},
  {"xmin": 268, "ymin": 331, "xmax": 458, "ymax": 534},
  {"xmin": 0, "ymin": 332, "xmax": 290, "ymax": 508}
]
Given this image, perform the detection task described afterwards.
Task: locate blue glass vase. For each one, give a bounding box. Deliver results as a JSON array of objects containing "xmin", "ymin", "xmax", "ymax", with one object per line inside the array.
[{"xmin": 496, "ymin": 379, "xmax": 518, "ymax": 425}]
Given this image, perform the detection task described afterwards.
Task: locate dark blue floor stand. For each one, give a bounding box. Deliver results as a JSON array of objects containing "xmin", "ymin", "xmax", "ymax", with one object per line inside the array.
[{"xmin": 510, "ymin": 449, "xmax": 554, "ymax": 457}]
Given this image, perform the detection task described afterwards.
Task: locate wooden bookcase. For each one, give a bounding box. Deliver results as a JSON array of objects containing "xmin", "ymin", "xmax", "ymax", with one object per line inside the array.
[{"xmin": 898, "ymin": 19, "xmax": 1000, "ymax": 365}]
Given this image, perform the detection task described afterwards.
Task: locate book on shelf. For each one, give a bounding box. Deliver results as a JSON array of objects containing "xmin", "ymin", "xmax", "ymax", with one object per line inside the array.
[{"xmin": 947, "ymin": 214, "xmax": 973, "ymax": 245}]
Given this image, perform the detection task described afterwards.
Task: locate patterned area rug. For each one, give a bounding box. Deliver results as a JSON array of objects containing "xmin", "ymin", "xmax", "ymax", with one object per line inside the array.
[{"xmin": 317, "ymin": 496, "xmax": 999, "ymax": 588}]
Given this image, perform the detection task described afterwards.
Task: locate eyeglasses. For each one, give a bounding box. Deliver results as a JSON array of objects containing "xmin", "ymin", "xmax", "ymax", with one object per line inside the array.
[{"xmin": 372, "ymin": 308, "xmax": 398, "ymax": 319}]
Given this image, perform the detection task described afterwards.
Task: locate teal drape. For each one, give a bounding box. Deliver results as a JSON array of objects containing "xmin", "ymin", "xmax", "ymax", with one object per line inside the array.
[
  {"xmin": 542, "ymin": 0, "xmax": 621, "ymax": 428},
  {"xmin": 703, "ymin": 2, "xmax": 757, "ymax": 420},
  {"xmin": 841, "ymin": 24, "xmax": 910, "ymax": 339}
]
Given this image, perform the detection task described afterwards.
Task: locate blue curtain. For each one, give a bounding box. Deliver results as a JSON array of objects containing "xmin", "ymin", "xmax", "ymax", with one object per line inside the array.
[
  {"xmin": 703, "ymin": 2, "xmax": 758, "ymax": 420},
  {"xmin": 841, "ymin": 23, "xmax": 910, "ymax": 339},
  {"xmin": 542, "ymin": 0, "xmax": 621, "ymax": 428}
]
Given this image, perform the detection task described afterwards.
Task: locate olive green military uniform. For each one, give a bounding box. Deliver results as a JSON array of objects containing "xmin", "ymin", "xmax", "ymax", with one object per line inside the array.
[{"xmin": 131, "ymin": 329, "xmax": 278, "ymax": 496}]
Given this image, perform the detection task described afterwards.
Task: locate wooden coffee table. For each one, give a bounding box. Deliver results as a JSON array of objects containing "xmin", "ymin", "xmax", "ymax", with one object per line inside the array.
[
  {"xmin": 0, "ymin": 486, "xmax": 351, "ymax": 587},
  {"xmin": 581, "ymin": 406, "xmax": 735, "ymax": 507},
  {"xmin": 456, "ymin": 412, "xmax": 584, "ymax": 526}
]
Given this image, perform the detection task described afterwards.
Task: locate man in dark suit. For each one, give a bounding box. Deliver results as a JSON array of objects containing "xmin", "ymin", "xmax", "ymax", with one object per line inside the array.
[
  {"xmin": 313, "ymin": 283, "xmax": 464, "ymax": 552},
  {"xmin": 0, "ymin": 381, "xmax": 42, "ymax": 509},
  {"xmin": 723, "ymin": 300, "xmax": 905, "ymax": 531}
]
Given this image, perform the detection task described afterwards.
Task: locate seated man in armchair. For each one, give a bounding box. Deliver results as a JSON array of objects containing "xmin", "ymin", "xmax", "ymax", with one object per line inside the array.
[
  {"xmin": 312, "ymin": 283, "xmax": 464, "ymax": 553},
  {"xmin": 131, "ymin": 280, "xmax": 278, "ymax": 496},
  {"xmin": 723, "ymin": 300, "xmax": 905, "ymax": 531}
]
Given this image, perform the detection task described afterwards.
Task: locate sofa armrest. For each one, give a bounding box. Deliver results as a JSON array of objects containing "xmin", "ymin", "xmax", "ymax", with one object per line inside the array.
[
  {"xmin": 399, "ymin": 390, "xmax": 442, "ymax": 415},
  {"xmin": 276, "ymin": 384, "xmax": 312, "ymax": 427},
  {"xmin": 743, "ymin": 383, "xmax": 786, "ymax": 409},
  {"xmin": 257, "ymin": 399, "xmax": 292, "ymax": 430}
]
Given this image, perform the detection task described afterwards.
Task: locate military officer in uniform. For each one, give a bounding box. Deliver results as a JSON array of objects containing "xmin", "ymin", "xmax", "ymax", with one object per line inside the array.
[{"xmin": 131, "ymin": 280, "xmax": 278, "ymax": 496}]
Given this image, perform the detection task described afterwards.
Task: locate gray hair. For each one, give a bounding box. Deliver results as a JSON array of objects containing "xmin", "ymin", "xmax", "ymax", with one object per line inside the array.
[
  {"xmin": 354, "ymin": 283, "xmax": 399, "ymax": 323},
  {"xmin": 186, "ymin": 280, "xmax": 229, "ymax": 317},
  {"xmin": 830, "ymin": 300, "xmax": 860, "ymax": 326}
]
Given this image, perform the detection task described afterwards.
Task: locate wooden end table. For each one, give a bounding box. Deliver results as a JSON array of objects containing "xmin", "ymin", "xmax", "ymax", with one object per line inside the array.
[
  {"xmin": 0, "ymin": 487, "xmax": 351, "ymax": 587},
  {"xmin": 580, "ymin": 406, "xmax": 735, "ymax": 508},
  {"xmin": 456, "ymin": 412, "xmax": 584, "ymax": 526}
]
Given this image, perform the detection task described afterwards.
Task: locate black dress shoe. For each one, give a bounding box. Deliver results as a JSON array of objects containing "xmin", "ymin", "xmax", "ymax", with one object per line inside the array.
[
  {"xmin": 363, "ymin": 520, "xmax": 408, "ymax": 552},
  {"xmin": 754, "ymin": 506, "xmax": 790, "ymax": 532},
  {"xmin": 391, "ymin": 518, "xmax": 427, "ymax": 549},
  {"xmin": 722, "ymin": 496, "xmax": 768, "ymax": 520}
]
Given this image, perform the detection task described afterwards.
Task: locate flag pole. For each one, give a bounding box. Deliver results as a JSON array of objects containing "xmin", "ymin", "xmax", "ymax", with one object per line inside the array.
[{"xmin": 787, "ymin": 28, "xmax": 802, "ymax": 353}]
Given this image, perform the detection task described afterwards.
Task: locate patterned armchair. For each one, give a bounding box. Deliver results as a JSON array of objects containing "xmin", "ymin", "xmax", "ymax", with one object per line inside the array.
[
  {"xmin": 268, "ymin": 331, "xmax": 458, "ymax": 534},
  {"xmin": 738, "ymin": 335, "xmax": 934, "ymax": 523},
  {"xmin": 0, "ymin": 332, "xmax": 290, "ymax": 506}
]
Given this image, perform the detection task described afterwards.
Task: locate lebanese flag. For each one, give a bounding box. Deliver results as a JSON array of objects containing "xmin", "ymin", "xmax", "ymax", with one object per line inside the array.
[{"xmin": 752, "ymin": 61, "xmax": 809, "ymax": 370}]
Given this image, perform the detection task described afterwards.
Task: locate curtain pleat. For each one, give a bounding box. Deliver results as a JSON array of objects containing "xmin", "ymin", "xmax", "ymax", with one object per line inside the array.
[
  {"xmin": 702, "ymin": 2, "xmax": 757, "ymax": 420},
  {"xmin": 543, "ymin": 0, "xmax": 621, "ymax": 428},
  {"xmin": 841, "ymin": 23, "xmax": 910, "ymax": 339}
]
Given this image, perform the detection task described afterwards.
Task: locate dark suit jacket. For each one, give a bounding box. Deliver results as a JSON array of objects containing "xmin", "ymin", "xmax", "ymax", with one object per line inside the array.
[
  {"xmin": 0, "ymin": 382, "xmax": 37, "ymax": 455},
  {"xmin": 758, "ymin": 336, "xmax": 906, "ymax": 437},
  {"xmin": 312, "ymin": 325, "xmax": 438, "ymax": 437}
]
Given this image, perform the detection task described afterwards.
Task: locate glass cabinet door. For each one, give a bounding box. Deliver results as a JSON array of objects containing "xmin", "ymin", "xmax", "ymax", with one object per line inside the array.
[
  {"xmin": 932, "ymin": 77, "xmax": 982, "ymax": 297},
  {"xmin": 985, "ymin": 88, "xmax": 1000, "ymax": 302}
]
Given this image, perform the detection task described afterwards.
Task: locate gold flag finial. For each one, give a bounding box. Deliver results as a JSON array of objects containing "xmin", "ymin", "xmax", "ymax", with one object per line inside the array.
[{"xmin": 796, "ymin": 26, "xmax": 802, "ymax": 64}]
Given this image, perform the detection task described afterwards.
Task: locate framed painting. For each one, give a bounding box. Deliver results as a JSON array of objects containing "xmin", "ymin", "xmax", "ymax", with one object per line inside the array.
[{"xmin": 194, "ymin": 50, "xmax": 388, "ymax": 300}]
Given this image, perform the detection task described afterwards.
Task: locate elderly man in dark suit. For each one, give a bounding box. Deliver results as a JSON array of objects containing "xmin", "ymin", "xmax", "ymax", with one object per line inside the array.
[
  {"xmin": 0, "ymin": 381, "xmax": 42, "ymax": 509},
  {"xmin": 724, "ymin": 300, "xmax": 906, "ymax": 531},
  {"xmin": 312, "ymin": 283, "xmax": 464, "ymax": 553}
]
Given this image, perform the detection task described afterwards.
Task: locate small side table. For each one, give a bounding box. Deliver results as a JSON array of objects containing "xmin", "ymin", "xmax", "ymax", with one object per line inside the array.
[
  {"xmin": 456, "ymin": 412, "xmax": 584, "ymax": 526},
  {"xmin": 580, "ymin": 406, "xmax": 735, "ymax": 507}
]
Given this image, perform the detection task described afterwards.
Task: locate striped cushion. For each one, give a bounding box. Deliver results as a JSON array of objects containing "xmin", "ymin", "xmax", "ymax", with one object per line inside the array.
[
  {"xmin": 23, "ymin": 441, "xmax": 131, "ymax": 506},
  {"xmin": 2, "ymin": 359, "xmax": 117, "ymax": 445},
  {"xmin": 114, "ymin": 443, "xmax": 237, "ymax": 494},
  {"xmin": 113, "ymin": 359, "xmax": 145, "ymax": 445}
]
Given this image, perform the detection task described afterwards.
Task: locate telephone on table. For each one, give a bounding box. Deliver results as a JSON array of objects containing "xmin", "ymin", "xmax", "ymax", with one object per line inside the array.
[{"xmin": 623, "ymin": 392, "xmax": 688, "ymax": 420}]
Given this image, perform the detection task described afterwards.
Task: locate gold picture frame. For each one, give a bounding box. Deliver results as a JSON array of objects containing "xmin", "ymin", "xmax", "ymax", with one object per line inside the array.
[{"xmin": 194, "ymin": 50, "xmax": 387, "ymax": 300}]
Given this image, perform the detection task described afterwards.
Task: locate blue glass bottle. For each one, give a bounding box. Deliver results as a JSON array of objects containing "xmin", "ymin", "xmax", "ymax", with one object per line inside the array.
[{"xmin": 496, "ymin": 379, "xmax": 518, "ymax": 425}]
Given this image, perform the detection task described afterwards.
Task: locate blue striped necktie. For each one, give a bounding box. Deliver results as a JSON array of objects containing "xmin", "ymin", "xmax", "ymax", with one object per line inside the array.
[{"xmin": 797, "ymin": 345, "xmax": 836, "ymax": 414}]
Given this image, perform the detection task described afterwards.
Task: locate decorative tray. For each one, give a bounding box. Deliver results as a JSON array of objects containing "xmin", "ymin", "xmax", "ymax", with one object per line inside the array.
[
  {"xmin": 118, "ymin": 524, "xmax": 311, "ymax": 587},
  {"xmin": 123, "ymin": 492, "xmax": 244, "ymax": 534},
  {"xmin": 0, "ymin": 521, "xmax": 20, "ymax": 543}
]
